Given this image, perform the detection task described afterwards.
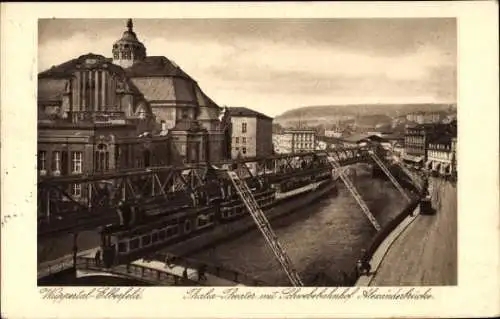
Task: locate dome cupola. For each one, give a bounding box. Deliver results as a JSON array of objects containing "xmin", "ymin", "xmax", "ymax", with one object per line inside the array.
[{"xmin": 112, "ymin": 19, "xmax": 147, "ymax": 68}]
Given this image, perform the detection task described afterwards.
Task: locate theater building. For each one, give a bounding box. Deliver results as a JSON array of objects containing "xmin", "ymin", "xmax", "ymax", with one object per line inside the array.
[{"xmin": 38, "ymin": 19, "xmax": 231, "ymax": 189}]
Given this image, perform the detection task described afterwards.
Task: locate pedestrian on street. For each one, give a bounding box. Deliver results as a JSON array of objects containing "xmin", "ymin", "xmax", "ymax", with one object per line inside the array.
[
  {"xmin": 182, "ymin": 267, "xmax": 188, "ymax": 280},
  {"xmin": 94, "ymin": 249, "xmax": 101, "ymax": 266},
  {"xmin": 197, "ymin": 264, "xmax": 207, "ymax": 281}
]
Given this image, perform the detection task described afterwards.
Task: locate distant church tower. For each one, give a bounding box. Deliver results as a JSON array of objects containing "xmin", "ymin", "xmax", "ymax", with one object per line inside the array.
[{"xmin": 112, "ymin": 19, "xmax": 146, "ymax": 68}]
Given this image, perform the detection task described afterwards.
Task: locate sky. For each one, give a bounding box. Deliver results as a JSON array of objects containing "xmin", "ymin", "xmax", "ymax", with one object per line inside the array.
[{"xmin": 38, "ymin": 18, "xmax": 457, "ymax": 117}]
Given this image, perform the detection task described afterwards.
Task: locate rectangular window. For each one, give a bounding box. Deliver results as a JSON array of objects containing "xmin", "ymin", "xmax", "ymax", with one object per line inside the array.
[
  {"xmin": 129, "ymin": 238, "xmax": 140, "ymax": 250},
  {"xmin": 118, "ymin": 242, "xmax": 128, "ymax": 253},
  {"xmin": 61, "ymin": 151, "xmax": 69, "ymax": 175},
  {"xmin": 38, "ymin": 151, "xmax": 46, "ymax": 171},
  {"xmin": 242, "ymin": 137, "xmax": 246, "ymax": 144},
  {"xmin": 171, "ymin": 225, "xmax": 179, "ymax": 235},
  {"xmin": 242, "ymin": 147, "xmax": 247, "ymax": 154},
  {"xmin": 71, "ymin": 183, "xmax": 82, "ymax": 198},
  {"xmin": 71, "ymin": 152, "xmax": 83, "ymax": 174},
  {"xmin": 141, "ymin": 235, "xmax": 151, "ymax": 246},
  {"xmin": 52, "ymin": 151, "xmax": 61, "ymax": 174},
  {"xmin": 152, "ymin": 232, "xmax": 159, "ymax": 243},
  {"xmin": 158, "ymin": 230, "xmax": 166, "ymax": 240},
  {"xmin": 235, "ymin": 137, "xmax": 239, "ymax": 144},
  {"xmin": 242, "ymin": 122, "xmax": 247, "ymax": 133}
]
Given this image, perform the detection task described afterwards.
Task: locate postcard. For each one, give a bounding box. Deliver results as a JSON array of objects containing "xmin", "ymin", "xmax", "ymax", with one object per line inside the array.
[{"xmin": 1, "ymin": 1, "xmax": 499, "ymax": 318}]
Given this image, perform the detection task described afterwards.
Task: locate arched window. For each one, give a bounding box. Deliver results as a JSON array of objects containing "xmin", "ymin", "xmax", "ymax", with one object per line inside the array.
[{"xmin": 94, "ymin": 143, "xmax": 110, "ymax": 172}]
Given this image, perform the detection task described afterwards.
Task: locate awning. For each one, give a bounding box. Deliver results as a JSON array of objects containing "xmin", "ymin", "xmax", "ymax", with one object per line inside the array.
[
  {"xmin": 441, "ymin": 164, "xmax": 452, "ymax": 174},
  {"xmin": 403, "ymin": 154, "xmax": 424, "ymax": 163},
  {"xmin": 425, "ymin": 160, "xmax": 433, "ymax": 169}
]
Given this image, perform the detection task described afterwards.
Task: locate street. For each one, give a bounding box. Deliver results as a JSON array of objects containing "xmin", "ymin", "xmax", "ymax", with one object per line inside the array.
[{"xmin": 369, "ymin": 177, "xmax": 457, "ymax": 286}]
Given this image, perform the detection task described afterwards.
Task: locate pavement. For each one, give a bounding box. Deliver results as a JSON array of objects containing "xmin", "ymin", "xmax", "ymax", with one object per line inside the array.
[
  {"xmin": 356, "ymin": 206, "xmax": 420, "ymax": 286},
  {"xmin": 357, "ymin": 177, "xmax": 457, "ymax": 286}
]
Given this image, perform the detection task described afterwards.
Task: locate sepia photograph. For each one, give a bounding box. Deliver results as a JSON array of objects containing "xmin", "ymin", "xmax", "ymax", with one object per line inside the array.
[
  {"xmin": 36, "ymin": 17, "xmax": 457, "ymax": 287},
  {"xmin": 1, "ymin": 2, "xmax": 499, "ymax": 319}
]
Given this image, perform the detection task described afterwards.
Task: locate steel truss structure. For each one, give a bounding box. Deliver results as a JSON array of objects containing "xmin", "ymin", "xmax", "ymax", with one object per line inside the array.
[
  {"xmin": 38, "ymin": 147, "xmax": 371, "ymax": 238},
  {"xmin": 227, "ymin": 170, "xmax": 303, "ymax": 286}
]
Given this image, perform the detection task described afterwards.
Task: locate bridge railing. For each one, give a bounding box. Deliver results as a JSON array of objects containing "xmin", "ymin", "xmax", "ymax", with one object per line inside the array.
[
  {"xmin": 153, "ymin": 253, "xmax": 269, "ymax": 286},
  {"xmin": 38, "ymin": 255, "xmax": 74, "ymax": 279},
  {"xmin": 75, "ymin": 257, "xmax": 201, "ymax": 286},
  {"xmin": 38, "ymin": 148, "xmax": 374, "ymax": 237}
]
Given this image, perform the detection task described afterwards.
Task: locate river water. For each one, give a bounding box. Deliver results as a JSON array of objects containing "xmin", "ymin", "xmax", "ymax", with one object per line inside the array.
[{"xmin": 190, "ymin": 164, "xmax": 407, "ymax": 285}]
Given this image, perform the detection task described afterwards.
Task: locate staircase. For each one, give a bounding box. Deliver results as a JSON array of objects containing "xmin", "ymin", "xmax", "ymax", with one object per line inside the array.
[
  {"xmin": 326, "ymin": 158, "xmax": 381, "ymax": 231},
  {"xmin": 226, "ymin": 170, "xmax": 303, "ymax": 286},
  {"xmin": 369, "ymin": 151, "xmax": 411, "ymax": 202}
]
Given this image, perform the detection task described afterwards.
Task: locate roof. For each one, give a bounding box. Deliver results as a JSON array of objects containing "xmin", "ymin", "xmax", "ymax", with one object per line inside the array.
[
  {"xmin": 227, "ymin": 107, "xmax": 273, "ymax": 120},
  {"xmin": 124, "ymin": 56, "xmax": 192, "ymax": 78},
  {"xmin": 429, "ymin": 135, "xmax": 452, "ymax": 145},
  {"xmin": 198, "ymin": 107, "xmax": 220, "ymax": 121},
  {"xmin": 39, "ymin": 53, "xmax": 219, "ymax": 109},
  {"xmin": 317, "ymin": 136, "xmax": 344, "ymax": 144},
  {"xmin": 342, "ymin": 134, "xmax": 371, "ymax": 143},
  {"xmin": 130, "ymin": 76, "xmax": 219, "ymax": 108},
  {"xmin": 381, "ymin": 134, "xmax": 404, "ymax": 140},
  {"xmin": 38, "ymin": 53, "xmax": 124, "ymax": 79},
  {"xmin": 38, "ymin": 78, "xmax": 67, "ymax": 102},
  {"xmin": 284, "ymin": 129, "xmax": 316, "ymax": 134}
]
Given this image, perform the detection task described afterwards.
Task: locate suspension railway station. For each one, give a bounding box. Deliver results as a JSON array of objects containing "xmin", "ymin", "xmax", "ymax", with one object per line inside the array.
[{"xmin": 38, "ymin": 143, "xmax": 428, "ymax": 287}]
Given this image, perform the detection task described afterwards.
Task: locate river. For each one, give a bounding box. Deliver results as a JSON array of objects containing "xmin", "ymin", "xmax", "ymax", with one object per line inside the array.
[{"xmin": 189, "ymin": 164, "xmax": 408, "ymax": 285}]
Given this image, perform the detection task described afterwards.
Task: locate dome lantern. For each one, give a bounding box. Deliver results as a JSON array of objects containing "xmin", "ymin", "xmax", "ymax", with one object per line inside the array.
[{"xmin": 112, "ymin": 19, "xmax": 147, "ymax": 68}]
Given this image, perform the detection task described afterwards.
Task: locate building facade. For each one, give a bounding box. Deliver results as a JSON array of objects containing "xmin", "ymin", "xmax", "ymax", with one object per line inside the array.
[
  {"xmin": 280, "ymin": 129, "xmax": 317, "ymax": 153},
  {"xmin": 425, "ymin": 137, "xmax": 455, "ymax": 175},
  {"xmin": 272, "ymin": 133, "xmax": 291, "ymax": 154},
  {"xmin": 38, "ymin": 19, "xmax": 231, "ymax": 193},
  {"xmin": 403, "ymin": 125, "xmax": 432, "ymax": 165},
  {"xmin": 404, "ymin": 122, "xmax": 457, "ymax": 170},
  {"xmin": 324, "ymin": 128, "xmax": 343, "ymax": 138},
  {"xmin": 406, "ymin": 112, "xmax": 443, "ymax": 124},
  {"xmin": 227, "ymin": 107, "xmax": 273, "ymax": 158}
]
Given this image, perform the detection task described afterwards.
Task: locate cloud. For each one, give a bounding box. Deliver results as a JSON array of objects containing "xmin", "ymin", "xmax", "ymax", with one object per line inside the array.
[{"xmin": 38, "ymin": 19, "xmax": 456, "ymax": 117}]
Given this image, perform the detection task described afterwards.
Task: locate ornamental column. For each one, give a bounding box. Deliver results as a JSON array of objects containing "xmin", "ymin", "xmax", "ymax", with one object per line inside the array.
[{"xmin": 95, "ymin": 70, "xmax": 99, "ymax": 111}]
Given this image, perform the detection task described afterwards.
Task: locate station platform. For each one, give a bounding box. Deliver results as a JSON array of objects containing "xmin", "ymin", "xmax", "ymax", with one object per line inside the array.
[{"xmin": 356, "ymin": 177, "xmax": 457, "ymax": 286}]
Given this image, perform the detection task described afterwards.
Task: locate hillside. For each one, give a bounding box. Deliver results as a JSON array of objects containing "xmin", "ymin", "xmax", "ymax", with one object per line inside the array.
[{"xmin": 275, "ymin": 103, "xmax": 456, "ymax": 127}]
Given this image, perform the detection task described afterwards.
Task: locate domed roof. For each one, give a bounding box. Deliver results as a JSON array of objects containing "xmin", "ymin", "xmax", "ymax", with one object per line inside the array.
[
  {"xmin": 116, "ymin": 31, "xmax": 139, "ymax": 43},
  {"xmin": 113, "ymin": 19, "xmax": 146, "ymax": 51}
]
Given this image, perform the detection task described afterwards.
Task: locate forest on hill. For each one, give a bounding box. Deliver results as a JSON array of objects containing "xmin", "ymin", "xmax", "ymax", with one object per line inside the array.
[{"xmin": 274, "ymin": 103, "xmax": 456, "ymax": 127}]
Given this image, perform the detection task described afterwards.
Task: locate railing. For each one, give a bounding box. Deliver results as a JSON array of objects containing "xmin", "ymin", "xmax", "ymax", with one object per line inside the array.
[
  {"xmin": 75, "ymin": 257, "xmax": 200, "ymax": 286},
  {"xmin": 71, "ymin": 111, "xmax": 126, "ymax": 123},
  {"xmin": 38, "ymin": 255, "xmax": 75, "ymax": 279},
  {"xmin": 153, "ymin": 252, "xmax": 269, "ymax": 286}
]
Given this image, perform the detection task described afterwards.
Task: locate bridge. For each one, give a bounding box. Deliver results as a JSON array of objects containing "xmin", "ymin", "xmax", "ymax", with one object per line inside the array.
[
  {"xmin": 37, "ymin": 147, "xmax": 377, "ymax": 238},
  {"xmin": 38, "ymin": 145, "xmax": 423, "ymax": 286}
]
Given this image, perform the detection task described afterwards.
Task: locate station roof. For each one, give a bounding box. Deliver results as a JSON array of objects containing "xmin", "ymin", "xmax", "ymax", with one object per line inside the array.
[
  {"xmin": 317, "ymin": 136, "xmax": 345, "ymax": 144},
  {"xmin": 341, "ymin": 134, "xmax": 371, "ymax": 143}
]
